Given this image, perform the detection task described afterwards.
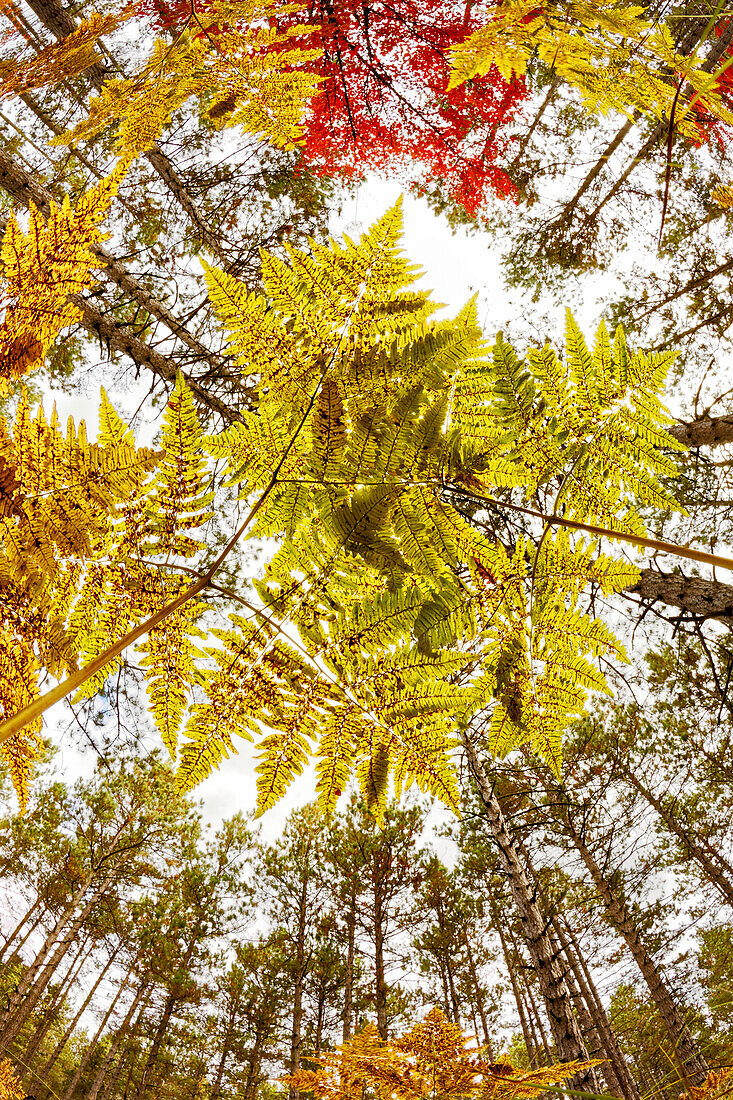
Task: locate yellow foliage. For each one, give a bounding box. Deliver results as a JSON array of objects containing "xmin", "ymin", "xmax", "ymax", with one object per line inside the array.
[
  {"xmin": 0, "ymin": 210, "xmax": 684, "ymax": 819},
  {"xmin": 0, "ymin": 388, "xmax": 160, "ymax": 806},
  {"xmin": 681, "ymin": 1068, "xmax": 733, "ymax": 1100},
  {"xmin": 55, "ymin": 0, "xmax": 320, "ymax": 159},
  {"xmin": 711, "ymin": 185, "xmax": 733, "ymax": 209},
  {"xmin": 448, "ymin": 0, "xmax": 733, "ymax": 140},
  {"xmin": 0, "ymin": 630, "xmax": 42, "ymax": 812},
  {"xmin": 0, "ymin": 1059, "xmax": 24, "ymax": 1100},
  {"xmin": 0, "ymin": 161, "xmax": 127, "ymax": 389},
  {"xmin": 0, "ymin": 9, "xmax": 134, "ymax": 98},
  {"xmin": 287, "ymin": 1007, "xmax": 601, "ymax": 1100}
]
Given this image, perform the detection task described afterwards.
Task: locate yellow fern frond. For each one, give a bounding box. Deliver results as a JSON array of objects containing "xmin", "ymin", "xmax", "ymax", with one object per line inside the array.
[
  {"xmin": 147, "ymin": 374, "xmax": 213, "ymax": 557},
  {"xmin": 0, "ymin": 1058, "xmax": 24, "ymax": 1100},
  {"xmin": 54, "ymin": 0, "xmax": 320, "ymax": 161},
  {"xmin": 0, "ymin": 9, "xmax": 133, "ymax": 99},
  {"xmin": 681, "ymin": 1068, "xmax": 733, "ymax": 1100},
  {"xmin": 448, "ymin": 0, "xmax": 733, "ymax": 139},
  {"xmin": 0, "ymin": 629, "xmax": 42, "ymax": 810},
  {"xmin": 712, "ymin": 185, "xmax": 733, "ymax": 209},
  {"xmin": 138, "ymin": 579, "xmax": 206, "ymax": 757},
  {"xmin": 0, "ymin": 162, "xmax": 127, "ymax": 387},
  {"xmin": 314, "ymin": 702, "xmax": 360, "ymax": 813},
  {"xmin": 287, "ymin": 1007, "xmax": 602, "ymax": 1100}
]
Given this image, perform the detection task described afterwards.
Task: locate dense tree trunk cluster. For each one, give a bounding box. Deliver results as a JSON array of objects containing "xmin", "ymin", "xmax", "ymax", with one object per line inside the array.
[{"xmin": 3, "ymin": 658, "xmax": 733, "ymax": 1100}]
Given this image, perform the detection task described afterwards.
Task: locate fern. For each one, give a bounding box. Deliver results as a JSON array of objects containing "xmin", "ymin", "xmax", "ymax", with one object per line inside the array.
[
  {"xmin": 288, "ymin": 1006, "xmax": 601, "ymax": 1100},
  {"xmin": 0, "ymin": 205, "xmax": 690, "ymax": 815},
  {"xmin": 0, "ymin": 163, "xmax": 127, "ymax": 387},
  {"xmin": 448, "ymin": 0, "xmax": 733, "ymax": 140},
  {"xmin": 0, "ymin": 10, "xmax": 133, "ymax": 99},
  {"xmin": 54, "ymin": 0, "xmax": 320, "ymax": 161}
]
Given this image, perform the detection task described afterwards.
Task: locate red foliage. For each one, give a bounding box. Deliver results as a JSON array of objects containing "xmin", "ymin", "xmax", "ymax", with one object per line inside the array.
[
  {"xmin": 286, "ymin": 0, "xmax": 528, "ymax": 216},
  {"xmin": 685, "ymin": 22, "xmax": 733, "ymax": 148},
  {"xmin": 144, "ymin": 0, "xmax": 529, "ymax": 218}
]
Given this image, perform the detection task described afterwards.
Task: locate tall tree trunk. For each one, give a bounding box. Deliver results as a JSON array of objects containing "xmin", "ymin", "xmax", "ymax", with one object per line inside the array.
[
  {"xmin": 523, "ymin": 972, "xmax": 554, "ymax": 1063},
  {"xmin": 134, "ymin": 991, "xmax": 178, "ymax": 1100},
  {"xmin": 546, "ymin": 14, "xmax": 717, "ymax": 236},
  {"xmin": 557, "ymin": 942, "xmax": 612, "ymax": 1084},
  {"xmin": 210, "ymin": 994, "xmax": 240, "ymax": 1100},
  {"xmin": 97, "ymin": 1047, "xmax": 131, "ymax": 1100},
  {"xmin": 668, "ymin": 413, "xmax": 733, "ymax": 448},
  {"xmin": 59, "ymin": 972, "xmax": 142, "ymax": 1100},
  {"xmin": 619, "ymin": 768, "xmax": 733, "ymax": 906},
  {"xmin": 289, "ymin": 874, "xmax": 308, "ymax": 1100},
  {"xmin": 559, "ymin": 795, "xmax": 709, "ymax": 1087},
  {"xmin": 20, "ymin": 936, "xmax": 95, "ymax": 1072},
  {"xmin": 243, "ymin": 1026, "xmax": 267, "ymax": 1100},
  {"xmin": 37, "ymin": 945, "xmax": 124, "ymax": 1080},
  {"xmin": 0, "ymin": 873, "xmax": 115, "ymax": 1054},
  {"xmin": 315, "ymin": 988, "xmax": 326, "ymax": 1055},
  {"xmin": 494, "ymin": 911, "xmax": 538, "ymax": 1067},
  {"xmin": 18, "ymin": 0, "xmax": 232, "ymax": 265},
  {"xmin": 584, "ymin": 19, "xmax": 733, "ymax": 226},
  {"xmin": 84, "ymin": 981, "xmax": 151, "ymax": 1100},
  {"xmin": 0, "ymin": 896, "xmax": 42, "ymax": 968},
  {"xmin": 210, "ymin": 1044, "xmax": 229, "ymax": 1100},
  {"xmin": 134, "ymin": 926, "xmax": 201, "ymax": 1100},
  {"xmin": 0, "ymin": 142, "xmax": 237, "ymax": 417},
  {"xmin": 0, "ymin": 146, "xmax": 227, "ymax": 383},
  {"xmin": 342, "ymin": 887, "xmax": 356, "ymax": 1044},
  {"xmin": 554, "ymin": 918, "xmax": 640, "ymax": 1100},
  {"xmin": 631, "ymin": 570, "xmax": 733, "ymax": 624},
  {"xmin": 1, "ymin": 905, "xmax": 47, "ymax": 973},
  {"xmin": 438, "ymin": 959, "xmax": 452, "ymax": 1021},
  {"xmin": 465, "ymin": 936, "xmax": 494, "ymax": 1058},
  {"xmin": 373, "ymin": 856, "xmax": 388, "ymax": 1041},
  {"xmin": 517, "ymin": 834, "xmax": 637, "ymax": 1097},
  {"xmin": 462, "ymin": 733, "xmax": 597, "ymax": 1086},
  {"xmin": 435, "ymin": 894, "xmax": 461, "ymax": 1025}
]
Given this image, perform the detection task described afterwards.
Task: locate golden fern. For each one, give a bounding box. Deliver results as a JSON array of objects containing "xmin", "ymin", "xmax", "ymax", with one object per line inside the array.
[
  {"xmin": 448, "ymin": 0, "xmax": 733, "ymax": 140},
  {"xmin": 0, "ymin": 207, "xmax": 688, "ymax": 817},
  {"xmin": 0, "ymin": 9, "xmax": 133, "ymax": 99},
  {"xmin": 0, "ymin": 162, "xmax": 127, "ymax": 388},
  {"xmin": 287, "ymin": 1006, "xmax": 601, "ymax": 1100},
  {"xmin": 0, "ymin": 1059, "xmax": 24, "ymax": 1100},
  {"xmin": 53, "ymin": 0, "xmax": 320, "ymax": 161}
]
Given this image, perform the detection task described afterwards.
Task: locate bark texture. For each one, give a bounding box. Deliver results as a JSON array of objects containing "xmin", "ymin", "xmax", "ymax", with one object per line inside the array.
[
  {"xmin": 668, "ymin": 415, "xmax": 733, "ymax": 448},
  {"xmin": 462, "ymin": 732, "xmax": 598, "ymax": 1086},
  {"xmin": 631, "ymin": 569, "xmax": 733, "ymax": 623}
]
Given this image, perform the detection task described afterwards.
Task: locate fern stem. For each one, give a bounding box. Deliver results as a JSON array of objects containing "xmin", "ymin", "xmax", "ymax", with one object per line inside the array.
[{"xmin": 449, "ymin": 487, "xmax": 733, "ymax": 573}]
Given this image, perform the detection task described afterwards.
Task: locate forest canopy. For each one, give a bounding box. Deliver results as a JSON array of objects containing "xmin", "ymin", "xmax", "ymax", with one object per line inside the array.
[{"xmin": 2, "ymin": 1, "xmax": 733, "ymax": 1099}]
